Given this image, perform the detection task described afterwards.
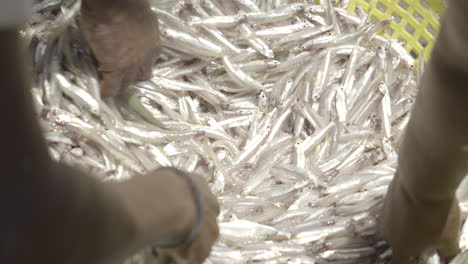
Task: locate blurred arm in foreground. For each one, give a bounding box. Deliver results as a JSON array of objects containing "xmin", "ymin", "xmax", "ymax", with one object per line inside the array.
[
  {"xmin": 381, "ymin": 0, "xmax": 468, "ymax": 262},
  {"xmin": 0, "ymin": 1, "xmax": 219, "ymax": 263}
]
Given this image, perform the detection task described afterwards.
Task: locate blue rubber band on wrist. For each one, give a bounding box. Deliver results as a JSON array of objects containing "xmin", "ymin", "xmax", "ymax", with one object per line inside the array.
[{"xmin": 155, "ymin": 168, "xmax": 204, "ymax": 249}]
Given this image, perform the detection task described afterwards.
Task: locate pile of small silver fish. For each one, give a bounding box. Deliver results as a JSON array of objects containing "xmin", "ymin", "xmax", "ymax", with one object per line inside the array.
[{"xmin": 24, "ymin": 0, "xmax": 468, "ymax": 263}]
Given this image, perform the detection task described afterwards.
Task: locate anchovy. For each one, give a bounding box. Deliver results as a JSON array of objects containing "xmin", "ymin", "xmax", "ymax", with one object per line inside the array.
[{"xmin": 188, "ymin": 14, "xmax": 247, "ymax": 28}]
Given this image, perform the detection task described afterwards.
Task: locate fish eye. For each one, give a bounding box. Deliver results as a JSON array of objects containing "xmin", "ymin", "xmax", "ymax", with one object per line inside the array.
[{"xmin": 295, "ymin": 3, "xmax": 305, "ymax": 10}]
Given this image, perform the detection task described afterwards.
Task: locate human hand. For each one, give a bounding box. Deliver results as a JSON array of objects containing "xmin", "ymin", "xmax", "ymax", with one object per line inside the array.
[
  {"xmin": 80, "ymin": 0, "xmax": 161, "ymax": 97},
  {"xmin": 380, "ymin": 174, "xmax": 461, "ymax": 264},
  {"xmin": 111, "ymin": 167, "xmax": 220, "ymax": 263},
  {"xmin": 153, "ymin": 168, "xmax": 220, "ymax": 264}
]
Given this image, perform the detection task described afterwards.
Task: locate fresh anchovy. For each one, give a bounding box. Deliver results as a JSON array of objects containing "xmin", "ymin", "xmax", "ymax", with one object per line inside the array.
[
  {"xmin": 160, "ymin": 28, "xmax": 225, "ymax": 58},
  {"xmin": 245, "ymin": 10, "xmax": 300, "ymax": 24},
  {"xmin": 116, "ymin": 123, "xmax": 199, "ymax": 144},
  {"xmin": 44, "ymin": 132, "xmax": 75, "ymax": 145},
  {"xmin": 319, "ymin": 247, "xmax": 376, "ymax": 261},
  {"xmin": 272, "ymin": 25, "xmax": 333, "ymax": 48},
  {"xmin": 220, "ymin": 219, "xmax": 290, "ymax": 242},
  {"xmin": 222, "ymin": 56, "xmax": 264, "ymax": 91},
  {"xmin": 188, "ymin": 14, "xmax": 247, "ymax": 28},
  {"xmin": 52, "ymin": 110, "xmax": 144, "ymax": 174},
  {"xmin": 239, "ymin": 59, "xmax": 280, "ymax": 72},
  {"xmin": 239, "ymin": 23, "xmax": 275, "ymax": 58},
  {"xmin": 55, "ymin": 73, "xmax": 100, "ymax": 115},
  {"xmin": 247, "ymin": 23, "xmax": 309, "ymax": 39}
]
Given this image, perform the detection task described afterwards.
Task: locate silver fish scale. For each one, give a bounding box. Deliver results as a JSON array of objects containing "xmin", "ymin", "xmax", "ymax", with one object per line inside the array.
[{"xmin": 26, "ymin": 0, "xmax": 466, "ymax": 264}]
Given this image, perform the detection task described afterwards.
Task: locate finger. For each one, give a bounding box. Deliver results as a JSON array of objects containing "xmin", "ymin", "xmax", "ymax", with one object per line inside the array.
[
  {"xmin": 177, "ymin": 221, "xmax": 214, "ymax": 263},
  {"xmin": 206, "ymin": 221, "xmax": 219, "ymax": 251},
  {"xmin": 100, "ymin": 70, "xmax": 123, "ymax": 97},
  {"xmin": 136, "ymin": 49, "xmax": 158, "ymax": 81},
  {"xmin": 192, "ymin": 219, "xmax": 218, "ymax": 262},
  {"xmin": 437, "ymin": 200, "xmax": 461, "ymax": 258},
  {"xmin": 187, "ymin": 236, "xmax": 211, "ymax": 263},
  {"xmin": 196, "ymin": 183, "xmax": 220, "ymax": 213},
  {"xmin": 154, "ymin": 248, "xmax": 176, "ymax": 264},
  {"xmin": 202, "ymin": 194, "xmax": 220, "ymax": 215},
  {"xmin": 389, "ymin": 250, "xmax": 418, "ymax": 264},
  {"xmin": 209, "ymin": 217, "xmax": 220, "ymax": 241},
  {"xmin": 212, "ymin": 196, "xmax": 220, "ymax": 216},
  {"xmin": 120, "ymin": 64, "xmax": 139, "ymax": 93}
]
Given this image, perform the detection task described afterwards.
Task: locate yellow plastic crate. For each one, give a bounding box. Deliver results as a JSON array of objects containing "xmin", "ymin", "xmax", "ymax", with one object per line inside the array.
[
  {"xmin": 345, "ymin": 0, "xmax": 446, "ymax": 61},
  {"xmin": 317, "ymin": 0, "xmax": 446, "ymax": 61}
]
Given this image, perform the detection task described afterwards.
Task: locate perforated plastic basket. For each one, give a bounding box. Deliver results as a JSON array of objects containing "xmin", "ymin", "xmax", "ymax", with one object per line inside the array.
[{"xmin": 342, "ymin": 0, "xmax": 446, "ymax": 61}]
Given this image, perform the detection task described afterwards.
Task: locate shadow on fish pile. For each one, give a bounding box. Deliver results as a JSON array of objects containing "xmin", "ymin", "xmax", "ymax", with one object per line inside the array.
[{"xmin": 24, "ymin": 0, "xmax": 468, "ymax": 263}]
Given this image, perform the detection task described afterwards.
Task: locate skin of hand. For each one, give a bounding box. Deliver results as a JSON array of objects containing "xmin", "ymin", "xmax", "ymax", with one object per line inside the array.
[
  {"xmin": 111, "ymin": 167, "xmax": 220, "ymax": 263},
  {"xmin": 380, "ymin": 0, "xmax": 468, "ymax": 262},
  {"xmin": 80, "ymin": 0, "xmax": 161, "ymax": 97},
  {"xmin": 381, "ymin": 173, "xmax": 461, "ymax": 264}
]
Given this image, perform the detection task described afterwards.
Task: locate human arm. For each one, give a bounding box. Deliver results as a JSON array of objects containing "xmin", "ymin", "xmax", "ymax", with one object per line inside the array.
[
  {"xmin": 0, "ymin": 21, "xmax": 218, "ymax": 264},
  {"xmin": 0, "ymin": 27, "xmax": 143, "ymax": 263},
  {"xmin": 380, "ymin": 0, "xmax": 468, "ymax": 262}
]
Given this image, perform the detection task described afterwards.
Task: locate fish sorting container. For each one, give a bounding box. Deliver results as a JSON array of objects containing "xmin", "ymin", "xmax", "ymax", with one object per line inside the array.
[
  {"xmin": 27, "ymin": 0, "xmax": 462, "ymax": 262},
  {"xmin": 339, "ymin": 0, "xmax": 446, "ymax": 61}
]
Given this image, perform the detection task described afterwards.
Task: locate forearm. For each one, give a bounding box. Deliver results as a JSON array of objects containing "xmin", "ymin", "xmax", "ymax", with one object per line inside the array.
[
  {"xmin": 375, "ymin": 0, "xmax": 468, "ymax": 260},
  {"xmin": 0, "ymin": 3, "xmax": 199, "ymax": 263},
  {"xmin": 397, "ymin": 0, "xmax": 468, "ymax": 202},
  {"xmin": 0, "ymin": 28, "xmax": 62, "ymax": 207},
  {"xmin": 4, "ymin": 163, "xmax": 140, "ymax": 264},
  {"xmin": 0, "ymin": 29, "xmax": 135, "ymax": 263}
]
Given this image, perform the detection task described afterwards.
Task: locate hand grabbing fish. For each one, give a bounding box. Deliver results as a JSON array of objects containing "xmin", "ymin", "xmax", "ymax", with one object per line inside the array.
[
  {"xmin": 152, "ymin": 168, "xmax": 221, "ymax": 264},
  {"xmin": 80, "ymin": 0, "xmax": 161, "ymax": 97}
]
